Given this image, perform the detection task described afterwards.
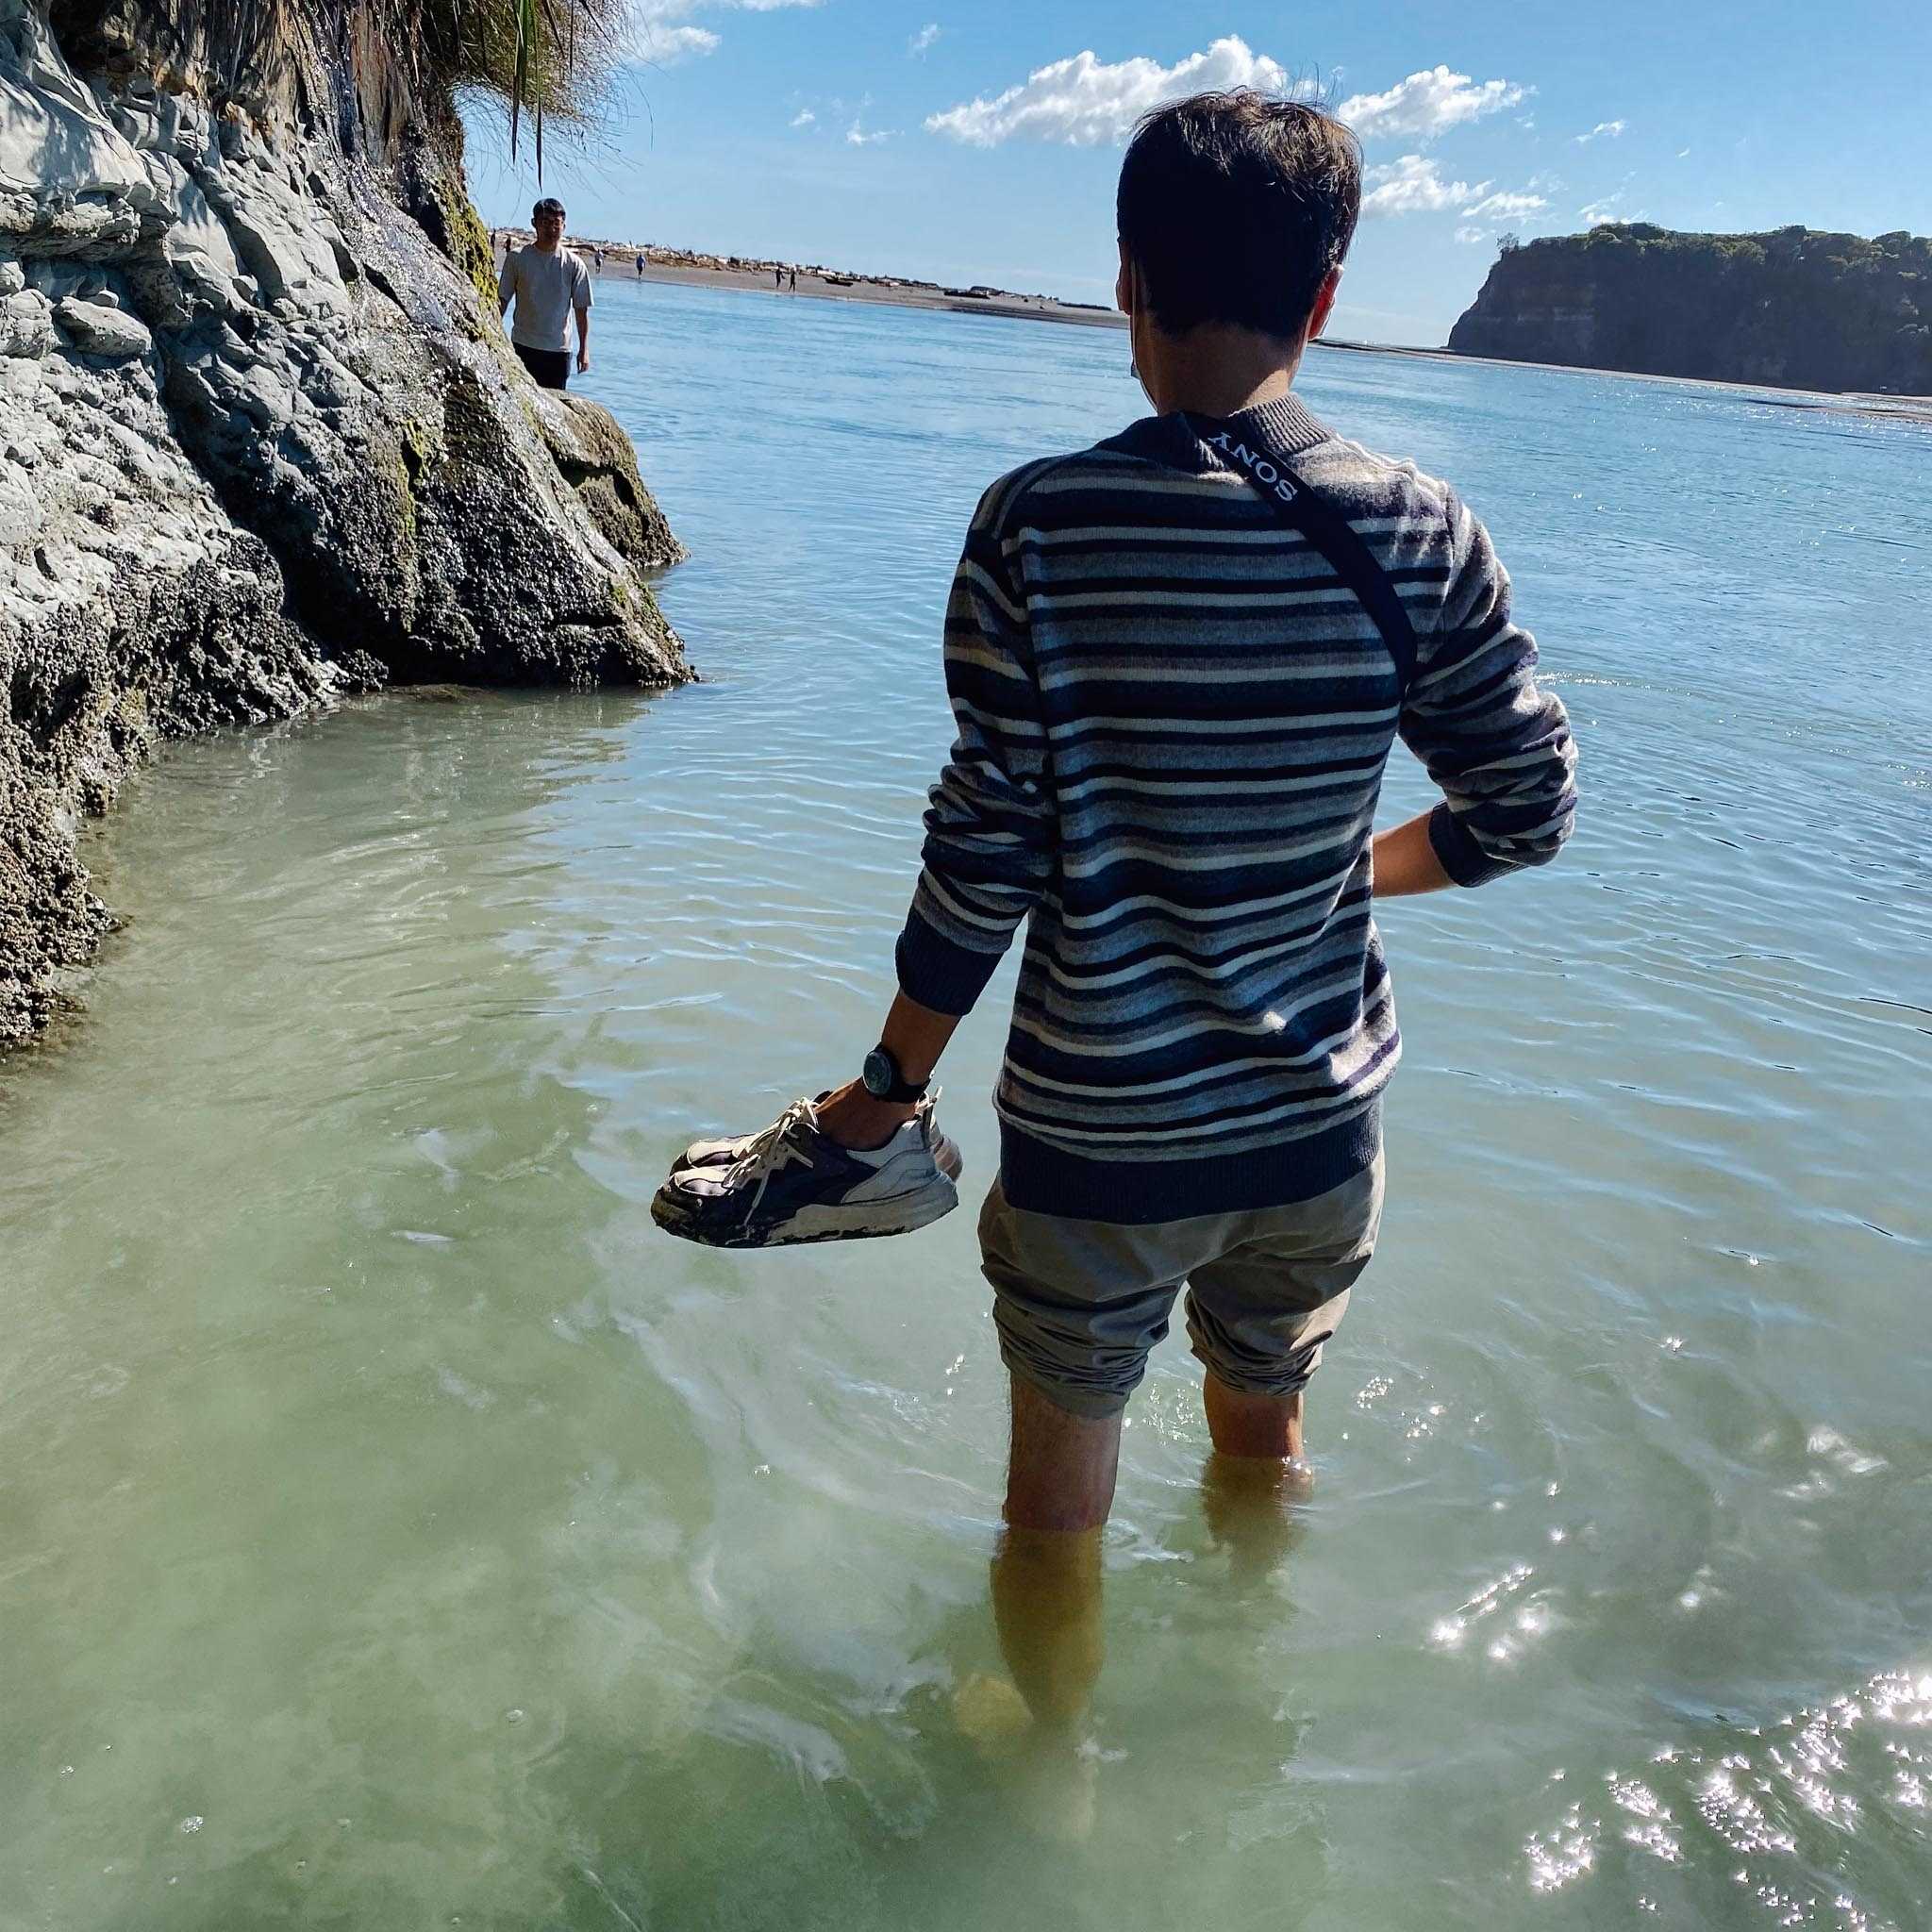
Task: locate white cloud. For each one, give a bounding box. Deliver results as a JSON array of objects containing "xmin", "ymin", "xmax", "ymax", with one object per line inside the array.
[
  {"xmin": 1676, "ymin": 146, "xmax": 1690, "ymax": 158},
  {"xmin": 1337, "ymin": 65, "xmax": 1526, "ymax": 140},
  {"xmin": 908, "ymin": 22, "xmax": 941, "ymax": 57},
  {"xmin": 1361, "ymin": 153, "xmax": 1489, "ymax": 217},
  {"xmin": 625, "ymin": 0, "xmax": 821, "ymax": 59},
  {"xmin": 1572, "ymin": 119, "xmax": 1626, "ymax": 143},
  {"xmin": 925, "ymin": 36, "xmax": 1288, "ymax": 147},
  {"xmin": 1455, "ymin": 225, "xmax": 1487, "ymax": 245},
  {"xmin": 846, "ymin": 123, "xmax": 893, "ymax": 146},
  {"xmin": 639, "ymin": 23, "xmax": 720, "ymax": 61},
  {"xmin": 1579, "ymin": 197, "xmax": 1623, "ymax": 226},
  {"xmin": 1461, "ymin": 189, "xmax": 1549, "ymax": 220},
  {"xmin": 791, "ymin": 107, "xmax": 815, "ymax": 127}
]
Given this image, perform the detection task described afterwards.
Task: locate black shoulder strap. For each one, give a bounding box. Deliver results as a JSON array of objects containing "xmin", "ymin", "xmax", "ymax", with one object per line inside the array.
[{"xmin": 1182, "ymin": 414, "xmax": 1418, "ymax": 692}]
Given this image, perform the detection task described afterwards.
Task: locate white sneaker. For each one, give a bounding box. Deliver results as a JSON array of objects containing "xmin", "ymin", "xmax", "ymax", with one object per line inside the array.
[{"xmin": 653, "ymin": 1093, "xmax": 963, "ymax": 1248}]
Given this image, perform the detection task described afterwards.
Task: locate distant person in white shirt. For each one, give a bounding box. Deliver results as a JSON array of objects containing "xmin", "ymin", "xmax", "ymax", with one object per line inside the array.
[{"xmin": 497, "ymin": 196, "xmax": 591, "ymax": 391}]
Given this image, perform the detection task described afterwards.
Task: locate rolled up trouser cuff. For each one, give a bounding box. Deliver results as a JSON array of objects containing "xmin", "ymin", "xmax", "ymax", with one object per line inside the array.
[
  {"xmin": 995, "ymin": 1330, "xmax": 1140, "ymax": 1421},
  {"xmin": 1184, "ymin": 1286, "xmax": 1353, "ymax": 1400},
  {"xmin": 986, "ymin": 1263, "xmax": 1164, "ymax": 1419},
  {"xmin": 978, "ymin": 1156, "xmax": 1382, "ymax": 1420}
]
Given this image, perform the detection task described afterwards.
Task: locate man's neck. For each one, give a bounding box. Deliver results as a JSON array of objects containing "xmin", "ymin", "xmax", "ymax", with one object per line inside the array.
[
  {"xmin": 533, "ymin": 237, "xmax": 562, "ymax": 256},
  {"xmin": 1136, "ymin": 322, "xmax": 1305, "ymax": 419}
]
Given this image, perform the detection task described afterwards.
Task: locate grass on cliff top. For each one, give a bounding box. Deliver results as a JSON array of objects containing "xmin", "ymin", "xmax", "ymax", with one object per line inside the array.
[{"xmin": 409, "ymin": 0, "xmax": 630, "ymax": 170}]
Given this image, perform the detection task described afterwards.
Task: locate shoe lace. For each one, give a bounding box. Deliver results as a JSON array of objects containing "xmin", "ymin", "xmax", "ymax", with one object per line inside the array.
[{"xmin": 722, "ymin": 1098, "xmax": 819, "ymax": 1223}]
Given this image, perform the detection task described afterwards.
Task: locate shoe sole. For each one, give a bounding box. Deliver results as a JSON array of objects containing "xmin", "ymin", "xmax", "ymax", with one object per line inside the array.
[{"xmin": 651, "ymin": 1174, "xmax": 960, "ymax": 1249}]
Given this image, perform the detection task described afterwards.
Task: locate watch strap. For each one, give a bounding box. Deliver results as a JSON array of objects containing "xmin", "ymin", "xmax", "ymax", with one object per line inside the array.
[{"xmin": 866, "ymin": 1043, "xmax": 928, "ymax": 1105}]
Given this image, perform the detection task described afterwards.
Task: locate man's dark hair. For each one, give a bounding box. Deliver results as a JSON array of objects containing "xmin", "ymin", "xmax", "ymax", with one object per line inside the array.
[
  {"xmin": 1117, "ymin": 91, "xmax": 1360, "ymax": 340},
  {"xmin": 533, "ymin": 197, "xmax": 566, "ymax": 220}
]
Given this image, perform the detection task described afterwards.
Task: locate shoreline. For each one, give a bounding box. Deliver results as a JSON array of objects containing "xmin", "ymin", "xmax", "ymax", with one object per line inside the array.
[
  {"xmin": 496, "ymin": 234, "xmax": 1126, "ymax": 332},
  {"xmin": 633, "ymin": 257, "xmax": 1124, "ymax": 329},
  {"xmin": 499, "ymin": 236, "xmax": 1932, "ymax": 425},
  {"xmin": 1316, "ymin": 336, "xmax": 1932, "ymax": 425}
]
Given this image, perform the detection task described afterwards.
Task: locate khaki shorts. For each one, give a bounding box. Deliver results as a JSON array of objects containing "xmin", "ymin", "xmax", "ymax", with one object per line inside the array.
[{"xmin": 978, "ymin": 1157, "xmax": 1384, "ymax": 1421}]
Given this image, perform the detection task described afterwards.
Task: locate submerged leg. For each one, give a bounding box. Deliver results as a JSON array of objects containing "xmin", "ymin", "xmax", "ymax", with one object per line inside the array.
[
  {"xmin": 1199, "ymin": 1376, "xmax": 1308, "ymax": 1583},
  {"xmin": 991, "ymin": 1374, "xmax": 1120, "ymax": 1734},
  {"xmin": 990, "ymin": 1524, "xmax": 1105, "ymax": 1736}
]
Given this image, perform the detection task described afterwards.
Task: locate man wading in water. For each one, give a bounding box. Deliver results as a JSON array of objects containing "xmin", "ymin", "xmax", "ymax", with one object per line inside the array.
[
  {"xmin": 497, "ymin": 196, "xmax": 592, "ymax": 391},
  {"xmin": 656, "ymin": 91, "xmax": 1577, "ymax": 1800}
]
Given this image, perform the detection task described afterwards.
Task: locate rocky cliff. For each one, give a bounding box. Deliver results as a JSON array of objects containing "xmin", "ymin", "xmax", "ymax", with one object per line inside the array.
[
  {"xmin": 0, "ymin": 0, "xmax": 689, "ymax": 1045},
  {"xmin": 1448, "ymin": 225, "xmax": 1932, "ymax": 395}
]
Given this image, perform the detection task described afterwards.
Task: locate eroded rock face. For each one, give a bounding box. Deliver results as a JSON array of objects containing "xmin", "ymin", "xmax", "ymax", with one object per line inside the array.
[
  {"xmin": 0, "ymin": 0, "xmax": 691, "ymax": 1044},
  {"xmin": 1448, "ymin": 225, "xmax": 1932, "ymax": 393}
]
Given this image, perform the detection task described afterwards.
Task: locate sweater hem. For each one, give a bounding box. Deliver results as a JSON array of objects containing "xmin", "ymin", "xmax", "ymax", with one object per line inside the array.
[
  {"xmin": 996, "ymin": 1097, "xmax": 1383, "ymax": 1225},
  {"xmin": 895, "ymin": 905, "xmax": 1006, "ymax": 1017},
  {"xmin": 1428, "ymin": 801, "xmax": 1511, "ymax": 888}
]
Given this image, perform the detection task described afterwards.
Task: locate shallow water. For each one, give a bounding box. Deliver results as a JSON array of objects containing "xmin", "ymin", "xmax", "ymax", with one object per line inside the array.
[{"xmin": 3, "ymin": 278, "xmax": 1929, "ymax": 1930}]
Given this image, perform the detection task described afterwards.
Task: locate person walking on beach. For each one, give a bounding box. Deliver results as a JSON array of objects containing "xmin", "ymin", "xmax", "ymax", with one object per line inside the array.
[
  {"xmin": 656, "ymin": 91, "xmax": 1577, "ymax": 1765},
  {"xmin": 789, "ymin": 267, "xmax": 798, "ymax": 292},
  {"xmin": 497, "ymin": 196, "xmax": 592, "ymax": 391},
  {"xmin": 637, "ymin": 251, "xmax": 647, "ymax": 278}
]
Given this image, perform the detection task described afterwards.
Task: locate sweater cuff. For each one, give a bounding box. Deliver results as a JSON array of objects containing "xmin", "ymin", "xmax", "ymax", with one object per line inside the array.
[
  {"xmin": 1427, "ymin": 801, "xmax": 1513, "ymax": 889},
  {"xmin": 895, "ymin": 905, "xmax": 1006, "ymax": 1018}
]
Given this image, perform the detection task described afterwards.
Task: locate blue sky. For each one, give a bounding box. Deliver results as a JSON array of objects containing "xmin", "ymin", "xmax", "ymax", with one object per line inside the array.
[{"xmin": 465, "ymin": 1, "xmax": 1932, "ymax": 344}]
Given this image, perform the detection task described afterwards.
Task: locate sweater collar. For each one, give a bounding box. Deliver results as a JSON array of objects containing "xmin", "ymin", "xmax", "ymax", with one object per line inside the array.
[
  {"xmin": 1211, "ymin": 390, "xmax": 1332, "ymax": 457},
  {"xmin": 1104, "ymin": 389, "xmax": 1335, "ymax": 470}
]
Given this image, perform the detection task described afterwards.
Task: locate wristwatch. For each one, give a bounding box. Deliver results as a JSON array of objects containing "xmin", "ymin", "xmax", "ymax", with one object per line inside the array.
[{"xmin": 861, "ymin": 1043, "xmax": 929, "ymax": 1105}]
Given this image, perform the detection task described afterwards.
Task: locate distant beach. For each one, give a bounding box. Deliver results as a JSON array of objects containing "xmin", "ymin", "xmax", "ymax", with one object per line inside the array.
[{"xmin": 491, "ymin": 230, "xmax": 1126, "ymax": 331}]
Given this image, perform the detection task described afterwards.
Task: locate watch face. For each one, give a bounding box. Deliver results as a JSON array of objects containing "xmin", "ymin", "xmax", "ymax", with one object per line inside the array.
[{"xmin": 861, "ymin": 1047, "xmax": 893, "ymax": 1098}]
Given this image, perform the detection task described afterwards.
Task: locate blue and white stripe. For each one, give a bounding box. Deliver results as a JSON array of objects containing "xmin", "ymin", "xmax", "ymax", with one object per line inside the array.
[{"xmin": 895, "ymin": 393, "xmax": 1577, "ymax": 1224}]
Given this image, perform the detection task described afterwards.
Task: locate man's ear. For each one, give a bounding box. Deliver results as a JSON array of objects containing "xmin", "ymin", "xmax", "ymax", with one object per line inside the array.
[
  {"xmin": 1306, "ymin": 265, "xmax": 1342, "ymax": 343},
  {"xmin": 1116, "ymin": 242, "xmax": 1134, "ymax": 318}
]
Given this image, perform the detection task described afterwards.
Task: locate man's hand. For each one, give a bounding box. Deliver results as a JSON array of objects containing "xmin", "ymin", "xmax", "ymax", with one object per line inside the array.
[
  {"xmin": 816, "ymin": 1081, "xmax": 916, "ymax": 1151},
  {"xmin": 576, "ymin": 350, "xmax": 591, "ymax": 375},
  {"xmin": 815, "ymin": 990, "xmax": 959, "ymax": 1149}
]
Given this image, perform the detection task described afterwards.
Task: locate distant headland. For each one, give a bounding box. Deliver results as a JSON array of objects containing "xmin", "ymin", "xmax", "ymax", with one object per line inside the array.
[{"xmin": 1449, "ymin": 225, "xmax": 1932, "ymax": 399}]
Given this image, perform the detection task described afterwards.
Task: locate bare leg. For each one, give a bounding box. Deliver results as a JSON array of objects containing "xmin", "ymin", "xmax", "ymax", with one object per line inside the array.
[
  {"xmin": 1005, "ymin": 1371, "xmax": 1121, "ymax": 1532},
  {"xmin": 1203, "ymin": 1374, "xmax": 1304, "ymax": 1459},
  {"xmin": 1200, "ymin": 1376, "xmax": 1308, "ymax": 1583}
]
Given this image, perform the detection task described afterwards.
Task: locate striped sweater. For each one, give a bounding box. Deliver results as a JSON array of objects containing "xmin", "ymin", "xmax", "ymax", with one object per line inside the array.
[{"xmin": 895, "ymin": 392, "xmax": 1577, "ymax": 1224}]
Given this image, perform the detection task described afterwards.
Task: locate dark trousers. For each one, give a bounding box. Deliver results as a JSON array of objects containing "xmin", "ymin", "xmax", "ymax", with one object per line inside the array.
[{"xmin": 515, "ymin": 342, "xmax": 571, "ymax": 391}]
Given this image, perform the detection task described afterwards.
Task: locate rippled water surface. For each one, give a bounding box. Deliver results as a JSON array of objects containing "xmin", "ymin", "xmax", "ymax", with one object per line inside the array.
[{"xmin": 4, "ymin": 280, "xmax": 1930, "ymax": 1930}]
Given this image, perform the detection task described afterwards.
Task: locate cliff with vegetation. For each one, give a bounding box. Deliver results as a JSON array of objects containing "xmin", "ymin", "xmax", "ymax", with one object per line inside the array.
[
  {"xmin": 1, "ymin": 0, "xmax": 688, "ymax": 1045},
  {"xmin": 1448, "ymin": 224, "xmax": 1932, "ymax": 396}
]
